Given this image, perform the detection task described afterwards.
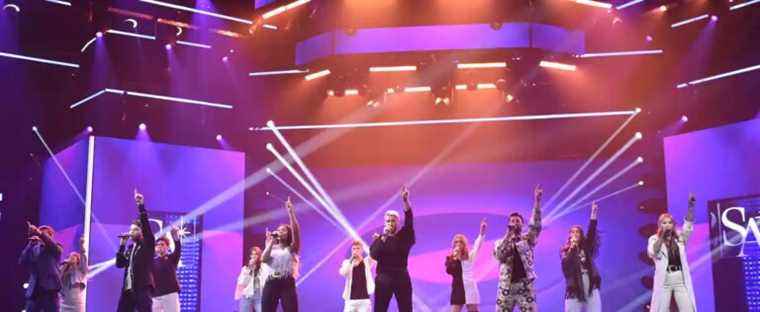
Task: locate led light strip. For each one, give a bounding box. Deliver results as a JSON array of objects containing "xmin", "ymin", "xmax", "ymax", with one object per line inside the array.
[
  {"xmin": 70, "ymin": 88, "xmax": 232, "ymax": 109},
  {"xmin": 369, "ymin": 65, "xmax": 418, "ymax": 72},
  {"xmin": 106, "ymin": 29, "xmax": 156, "ymax": 40},
  {"xmin": 256, "ymin": 110, "xmax": 637, "ymax": 131},
  {"xmin": 615, "ymin": 0, "xmax": 645, "ymax": 10},
  {"xmin": 304, "ymin": 69, "xmax": 331, "ymax": 81},
  {"xmin": 579, "ymin": 49, "xmax": 663, "ymax": 58},
  {"xmin": 176, "ymin": 40, "xmax": 212, "ymax": 49},
  {"xmin": 677, "ymin": 64, "xmax": 760, "ymax": 88},
  {"xmin": 730, "ymin": 0, "xmax": 760, "ymax": 10},
  {"xmin": 0, "ymin": 51, "xmax": 79, "ymax": 68},
  {"xmin": 139, "ymin": 0, "xmax": 252, "ymax": 24},
  {"xmin": 80, "ymin": 37, "xmax": 97, "ymax": 53},
  {"xmin": 670, "ymin": 14, "xmax": 709, "ymax": 28},
  {"xmin": 45, "ymin": 0, "xmax": 72, "ymax": 6},
  {"xmin": 575, "ymin": 0, "xmax": 612, "ymax": 9},
  {"xmin": 262, "ymin": 0, "xmax": 311, "ymax": 19},
  {"xmin": 249, "ymin": 69, "xmax": 309, "ymax": 77},
  {"xmin": 457, "ymin": 62, "xmax": 507, "ymax": 69},
  {"xmin": 539, "ymin": 60, "xmax": 577, "ymax": 71}
]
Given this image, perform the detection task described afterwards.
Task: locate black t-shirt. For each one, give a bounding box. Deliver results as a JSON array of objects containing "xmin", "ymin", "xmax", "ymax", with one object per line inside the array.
[
  {"xmin": 350, "ymin": 262, "xmax": 369, "ymax": 300},
  {"xmin": 510, "ymin": 245, "xmax": 527, "ymax": 282}
]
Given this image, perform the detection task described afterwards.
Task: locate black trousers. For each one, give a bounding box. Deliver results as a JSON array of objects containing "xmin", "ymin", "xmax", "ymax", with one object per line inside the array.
[
  {"xmin": 25, "ymin": 289, "xmax": 59, "ymax": 312},
  {"xmin": 262, "ymin": 276, "xmax": 298, "ymax": 312},
  {"xmin": 116, "ymin": 287, "xmax": 152, "ymax": 312},
  {"xmin": 374, "ymin": 271, "xmax": 413, "ymax": 312}
]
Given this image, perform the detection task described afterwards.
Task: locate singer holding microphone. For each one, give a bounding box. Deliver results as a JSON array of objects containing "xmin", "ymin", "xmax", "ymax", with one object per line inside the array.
[
  {"xmin": 561, "ymin": 202, "xmax": 601, "ymax": 312},
  {"xmin": 647, "ymin": 194, "xmax": 697, "ymax": 312},
  {"xmin": 19, "ymin": 221, "xmax": 62, "ymax": 312},
  {"xmin": 116, "ymin": 190, "xmax": 155, "ymax": 312},
  {"xmin": 339, "ymin": 241, "xmax": 375, "ymax": 312},
  {"xmin": 446, "ymin": 219, "xmax": 487, "ymax": 312},
  {"xmin": 493, "ymin": 185, "xmax": 542, "ymax": 312},
  {"xmin": 370, "ymin": 186, "xmax": 415, "ymax": 312},
  {"xmin": 261, "ymin": 197, "xmax": 301, "ymax": 312},
  {"xmin": 60, "ymin": 237, "xmax": 88, "ymax": 312}
]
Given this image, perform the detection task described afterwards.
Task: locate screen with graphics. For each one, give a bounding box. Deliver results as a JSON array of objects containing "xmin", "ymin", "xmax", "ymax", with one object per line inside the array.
[{"xmin": 709, "ymin": 194, "xmax": 760, "ymax": 311}]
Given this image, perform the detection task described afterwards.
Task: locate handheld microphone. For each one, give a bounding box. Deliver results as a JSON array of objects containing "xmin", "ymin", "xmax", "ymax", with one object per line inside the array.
[{"xmin": 117, "ymin": 233, "xmax": 130, "ymax": 239}]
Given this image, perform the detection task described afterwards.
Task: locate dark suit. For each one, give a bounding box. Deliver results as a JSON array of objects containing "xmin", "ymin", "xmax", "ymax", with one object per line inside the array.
[
  {"xmin": 116, "ymin": 203, "xmax": 155, "ymax": 312},
  {"xmin": 18, "ymin": 231, "xmax": 62, "ymax": 312}
]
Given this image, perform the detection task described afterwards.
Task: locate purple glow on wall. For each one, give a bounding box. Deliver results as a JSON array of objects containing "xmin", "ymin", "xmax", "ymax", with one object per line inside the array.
[
  {"xmin": 295, "ymin": 23, "xmax": 585, "ymax": 65},
  {"xmin": 664, "ymin": 118, "xmax": 760, "ymax": 311}
]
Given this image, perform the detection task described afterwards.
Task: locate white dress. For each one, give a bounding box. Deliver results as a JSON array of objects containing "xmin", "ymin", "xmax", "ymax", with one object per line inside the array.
[{"xmin": 461, "ymin": 234, "xmax": 484, "ymax": 304}]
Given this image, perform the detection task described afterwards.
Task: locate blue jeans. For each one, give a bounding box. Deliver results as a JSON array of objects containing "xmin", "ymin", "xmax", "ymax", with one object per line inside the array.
[{"xmin": 239, "ymin": 295, "xmax": 262, "ymax": 312}]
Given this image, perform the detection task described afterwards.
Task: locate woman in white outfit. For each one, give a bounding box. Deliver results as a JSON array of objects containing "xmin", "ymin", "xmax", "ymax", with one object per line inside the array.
[
  {"xmin": 60, "ymin": 237, "xmax": 88, "ymax": 312},
  {"xmin": 445, "ymin": 219, "xmax": 487, "ymax": 312},
  {"xmin": 236, "ymin": 246, "xmax": 266, "ymax": 312},
  {"xmin": 648, "ymin": 193, "xmax": 697, "ymax": 312}
]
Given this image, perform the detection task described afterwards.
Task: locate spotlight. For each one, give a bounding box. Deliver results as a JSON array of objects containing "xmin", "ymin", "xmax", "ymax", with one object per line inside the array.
[
  {"xmin": 635, "ymin": 107, "xmax": 642, "ymax": 113},
  {"xmin": 635, "ymin": 132, "xmax": 643, "ymax": 139},
  {"xmin": 86, "ymin": 126, "xmax": 94, "ymax": 133},
  {"xmin": 710, "ymin": 15, "xmax": 718, "ymax": 21},
  {"xmin": 638, "ymin": 180, "xmax": 645, "ymax": 186},
  {"xmin": 139, "ymin": 123, "xmax": 147, "ymax": 130},
  {"xmin": 229, "ymin": 49, "xmax": 235, "ymax": 54},
  {"xmin": 659, "ymin": 5, "xmax": 667, "ymax": 12},
  {"xmin": 216, "ymin": 134, "xmax": 222, "ymax": 141},
  {"xmin": 222, "ymin": 56, "xmax": 229, "ymax": 62},
  {"xmin": 164, "ymin": 44, "xmax": 172, "ymax": 50},
  {"xmin": 248, "ymin": 127, "xmax": 255, "ymax": 131},
  {"xmin": 326, "ymin": 90, "xmax": 335, "ymax": 96},
  {"xmin": 23, "ymin": 283, "xmax": 29, "ymax": 289},
  {"xmin": 637, "ymin": 156, "xmax": 644, "ymax": 163},
  {"xmin": 366, "ymin": 100, "xmax": 380, "ymax": 108},
  {"xmin": 681, "ymin": 115, "xmax": 689, "ymax": 122},
  {"xmin": 32, "ymin": 126, "xmax": 38, "ymax": 132},
  {"xmin": 505, "ymin": 94, "xmax": 515, "ymax": 103},
  {"xmin": 96, "ymin": 31, "xmax": 103, "ymax": 38},
  {"xmin": 645, "ymin": 35, "xmax": 653, "ymax": 42},
  {"xmin": 434, "ymin": 97, "xmax": 450, "ymax": 106}
]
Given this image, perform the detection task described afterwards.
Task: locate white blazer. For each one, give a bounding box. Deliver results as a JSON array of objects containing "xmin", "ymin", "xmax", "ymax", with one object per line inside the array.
[
  {"xmin": 339, "ymin": 257, "xmax": 375, "ymax": 301},
  {"xmin": 647, "ymin": 219, "xmax": 696, "ymax": 312}
]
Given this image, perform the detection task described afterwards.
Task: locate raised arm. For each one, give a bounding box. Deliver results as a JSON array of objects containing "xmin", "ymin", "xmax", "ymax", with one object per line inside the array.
[
  {"xmin": 526, "ymin": 185, "xmax": 543, "ymax": 245},
  {"xmin": 400, "ymin": 187, "xmax": 416, "ymax": 245},
  {"xmin": 286, "ymin": 198, "xmax": 301, "ymax": 254},
  {"xmin": 470, "ymin": 219, "xmax": 487, "ymax": 260},
  {"xmin": 78, "ymin": 237, "xmax": 89, "ymax": 272},
  {"xmin": 586, "ymin": 202, "xmax": 599, "ymax": 258},
  {"xmin": 169, "ymin": 227, "xmax": 182, "ymax": 266},
  {"xmin": 681, "ymin": 193, "xmax": 696, "ymax": 243},
  {"xmin": 134, "ymin": 191, "xmax": 155, "ymax": 251}
]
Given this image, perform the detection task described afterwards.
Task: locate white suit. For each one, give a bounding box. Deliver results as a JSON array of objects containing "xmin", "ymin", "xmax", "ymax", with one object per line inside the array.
[
  {"xmin": 647, "ymin": 219, "xmax": 696, "ymax": 312},
  {"xmin": 339, "ymin": 257, "xmax": 376, "ymax": 312}
]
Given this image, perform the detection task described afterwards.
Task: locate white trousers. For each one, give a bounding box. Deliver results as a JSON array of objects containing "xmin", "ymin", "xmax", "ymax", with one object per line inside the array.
[
  {"xmin": 565, "ymin": 273, "xmax": 602, "ymax": 312},
  {"xmin": 152, "ymin": 292, "xmax": 180, "ymax": 312},
  {"xmin": 343, "ymin": 299, "xmax": 372, "ymax": 312},
  {"xmin": 655, "ymin": 271, "xmax": 694, "ymax": 312}
]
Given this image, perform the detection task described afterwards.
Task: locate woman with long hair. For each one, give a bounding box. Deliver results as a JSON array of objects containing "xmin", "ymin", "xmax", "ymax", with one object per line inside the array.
[
  {"xmin": 236, "ymin": 246, "xmax": 266, "ymax": 312},
  {"xmin": 561, "ymin": 202, "xmax": 601, "ymax": 312},
  {"xmin": 261, "ymin": 197, "xmax": 301, "ymax": 312},
  {"xmin": 60, "ymin": 237, "xmax": 88, "ymax": 312},
  {"xmin": 648, "ymin": 194, "xmax": 697, "ymax": 312},
  {"xmin": 445, "ymin": 219, "xmax": 487, "ymax": 312}
]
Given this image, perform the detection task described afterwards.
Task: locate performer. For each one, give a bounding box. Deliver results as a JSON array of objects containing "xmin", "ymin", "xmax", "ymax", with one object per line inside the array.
[
  {"xmin": 261, "ymin": 197, "xmax": 301, "ymax": 312},
  {"xmin": 19, "ymin": 222, "xmax": 62, "ymax": 312},
  {"xmin": 493, "ymin": 185, "xmax": 543, "ymax": 312},
  {"xmin": 60, "ymin": 237, "xmax": 88, "ymax": 312},
  {"xmin": 339, "ymin": 240, "xmax": 375, "ymax": 312},
  {"xmin": 370, "ymin": 187, "xmax": 415, "ymax": 312},
  {"xmin": 152, "ymin": 226, "xmax": 182, "ymax": 312},
  {"xmin": 116, "ymin": 190, "xmax": 156, "ymax": 312},
  {"xmin": 561, "ymin": 202, "xmax": 601, "ymax": 312},
  {"xmin": 648, "ymin": 194, "xmax": 697, "ymax": 312},
  {"xmin": 446, "ymin": 219, "xmax": 487, "ymax": 312},
  {"xmin": 236, "ymin": 246, "xmax": 266, "ymax": 312}
]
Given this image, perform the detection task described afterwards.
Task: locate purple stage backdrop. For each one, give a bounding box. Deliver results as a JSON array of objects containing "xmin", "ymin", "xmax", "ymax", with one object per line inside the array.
[
  {"xmin": 664, "ymin": 117, "xmax": 760, "ymax": 312},
  {"xmin": 258, "ymin": 159, "xmax": 655, "ymax": 311},
  {"xmin": 40, "ymin": 136, "xmax": 245, "ymax": 312}
]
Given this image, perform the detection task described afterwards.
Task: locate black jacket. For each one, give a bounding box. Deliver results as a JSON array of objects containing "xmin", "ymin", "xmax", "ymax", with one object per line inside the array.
[
  {"xmin": 370, "ymin": 209, "xmax": 415, "ymax": 273},
  {"xmin": 152, "ymin": 236, "xmax": 182, "ymax": 296},
  {"xmin": 561, "ymin": 219, "xmax": 601, "ymax": 302},
  {"xmin": 18, "ymin": 232, "xmax": 63, "ymax": 298},
  {"xmin": 116, "ymin": 203, "xmax": 155, "ymax": 292}
]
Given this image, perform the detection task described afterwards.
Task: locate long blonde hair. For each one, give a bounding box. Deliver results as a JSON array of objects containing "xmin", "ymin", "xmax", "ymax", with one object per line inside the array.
[{"xmin": 451, "ymin": 234, "xmax": 470, "ymax": 259}]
